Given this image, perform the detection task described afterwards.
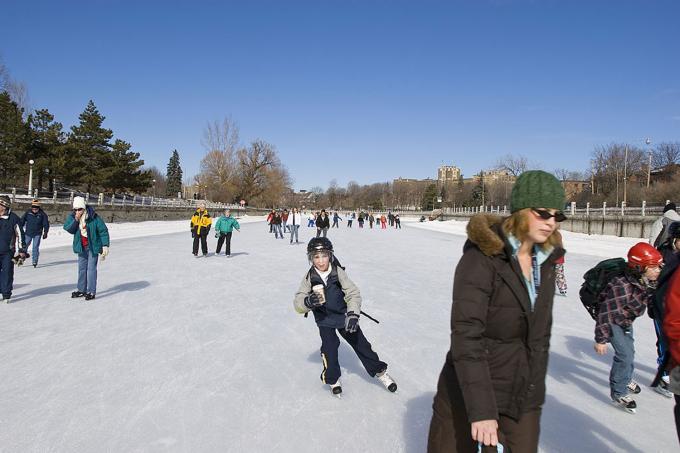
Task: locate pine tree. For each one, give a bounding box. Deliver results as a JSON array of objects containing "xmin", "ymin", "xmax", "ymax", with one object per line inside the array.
[
  {"xmin": 28, "ymin": 108, "xmax": 65, "ymax": 191},
  {"xmin": 421, "ymin": 184, "xmax": 438, "ymax": 211},
  {"xmin": 0, "ymin": 91, "xmax": 28, "ymax": 189},
  {"xmin": 105, "ymin": 139, "xmax": 153, "ymax": 193},
  {"xmin": 68, "ymin": 100, "xmax": 113, "ymax": 192},
  {"xmin": 166, "ymin": 150, "xmax": 183, "ymax": 197}
]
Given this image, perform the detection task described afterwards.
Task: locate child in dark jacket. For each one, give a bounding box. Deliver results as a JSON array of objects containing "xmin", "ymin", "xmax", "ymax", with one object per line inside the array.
[
  {"xmin": 594, "ymin": 242, "xmax": 663, "ymax": 413},
  {"xmin": 294, "ymin": 237, "xmax": 397, "ymax": 396}
]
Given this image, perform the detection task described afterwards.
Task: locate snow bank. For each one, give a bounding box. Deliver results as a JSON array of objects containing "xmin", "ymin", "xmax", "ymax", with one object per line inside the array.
[
  {"xmin": 408, "ymin": 218, "xmax": 643, "ymax": 258},
  {"xmin": 40, "ymin": 216, "xmax": 265, "ymax": 250}
]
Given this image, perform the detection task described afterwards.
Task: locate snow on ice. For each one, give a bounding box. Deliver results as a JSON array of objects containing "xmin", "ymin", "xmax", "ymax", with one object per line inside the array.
[{"xmin": 0, "ymin": 216, "xmax": 676, "ymax": 452}]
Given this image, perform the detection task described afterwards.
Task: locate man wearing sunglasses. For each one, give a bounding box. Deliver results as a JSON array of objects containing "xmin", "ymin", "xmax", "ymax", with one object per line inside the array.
[{"xmin": 63, "ymin": 196, "xmax": 110, "ymax": 301}]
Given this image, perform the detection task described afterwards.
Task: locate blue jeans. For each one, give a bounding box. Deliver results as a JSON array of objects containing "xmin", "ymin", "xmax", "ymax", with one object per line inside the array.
[
  {"xmin": 273, "ymin": 224, "xmax": 283, "ymax": 238},
  {"xmin": 0, "ymin": 253, "xmax": 14, "ymax": 298},
  {"xmin": 609, "ymin": 323, "xmax": 635, "ymax": 399},
  {"xmin": 25, "ymin": 235, "xmax": 42, "ymax": 265},
  {"xmin": 289, "ymin": 225, "xmax": 299, "ymax": 243},
  {"xmin": 77, "ymin": 246, "xmax": 99, "ymax": 294}
]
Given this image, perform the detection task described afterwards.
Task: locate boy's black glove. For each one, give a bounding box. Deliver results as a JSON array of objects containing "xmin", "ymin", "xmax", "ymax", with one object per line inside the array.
[
  {"xmin": 345, "ymin": 312, "xmax": 360, "ymax": 333},
  {"xmin": 304, "ymin": 292, "xmax": 324, "ymax": 309}
]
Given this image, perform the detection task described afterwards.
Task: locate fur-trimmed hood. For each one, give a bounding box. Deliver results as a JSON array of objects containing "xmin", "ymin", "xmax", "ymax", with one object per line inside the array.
[
  {"xmin": 466, "ymin": 213, "xmax": 564, "ymax": 259},
  {"xmin": 466, "ymin": 214, "xmax": 506, "ymax": 257}
]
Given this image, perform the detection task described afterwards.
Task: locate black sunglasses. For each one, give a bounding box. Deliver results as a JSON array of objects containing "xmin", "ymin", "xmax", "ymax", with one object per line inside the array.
[
  {"xmin": 532, "ymin": 208, "xmax": 566, "ymax": 222},
  {"xmin": 74, "ymin": 208, "xmax": 84, "ymax": 212}
]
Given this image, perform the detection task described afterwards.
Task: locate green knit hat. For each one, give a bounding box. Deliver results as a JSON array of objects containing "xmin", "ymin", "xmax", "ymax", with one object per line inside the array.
[{"xmin": 510, "ymin": 170, "xmax": 565, "ymax": 213}]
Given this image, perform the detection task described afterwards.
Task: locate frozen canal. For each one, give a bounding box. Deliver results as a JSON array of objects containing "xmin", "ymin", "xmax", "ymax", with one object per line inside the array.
[{"xmin": 0, "ymin": 217, "xmax": 676, "ymax": 452}]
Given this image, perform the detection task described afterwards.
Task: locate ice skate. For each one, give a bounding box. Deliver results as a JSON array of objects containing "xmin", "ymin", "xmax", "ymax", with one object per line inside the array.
[
  {"xmin": 627, "ymin": 380, "xmax": 641, "ymax": 394},
  {"xmin": 612, "ymin": 395, "xmax": 636, "ymax": 413},
  {"xmin": 376, "ymin": 370, "xmax": 397, "ymax": 393},
  {"xmin": 329, "ymin": 381, "xmax": 342, "ymax": 398},
  {"xmin": 654, "ymin": 379, "xmax": 673, "ymax": 399}
]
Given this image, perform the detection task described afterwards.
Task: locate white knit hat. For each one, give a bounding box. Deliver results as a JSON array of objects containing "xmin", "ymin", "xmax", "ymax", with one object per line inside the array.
[{"xmin": 73, "ymin": 196, "xmax": 86, "ymax": 210}]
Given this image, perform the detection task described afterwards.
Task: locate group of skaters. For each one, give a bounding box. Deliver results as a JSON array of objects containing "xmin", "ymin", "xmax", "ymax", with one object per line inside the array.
[
  {"xmin": 0, "ymin": 195, "xmax": 109, "ymax": 303},
  {"xmin": 265, "ymin": 208, "xmax": 402, "ymax": 242},
  {"xmin": 190, "ymin": 202, "xmax": 241, "ymax": 256}
]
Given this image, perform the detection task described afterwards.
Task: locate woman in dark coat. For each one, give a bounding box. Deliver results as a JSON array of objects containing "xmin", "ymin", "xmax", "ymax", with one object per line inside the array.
[{"xmin": 428, "ymin": 171, "xmax": 566, "ymax": 453}]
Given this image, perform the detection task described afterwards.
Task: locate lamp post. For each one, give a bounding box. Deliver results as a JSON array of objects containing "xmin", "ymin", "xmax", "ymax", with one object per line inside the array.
[
  {"xmin": 646, "ymin": 137, "xmax": 652, "ymax": 188},
  {"xmin": 28, "ymin": 159, "xmax": 35, "ymax": 195},
  {"xmin": 623, "ymin": 145, "xmax": 629, "ymax": 206},
  {"xmin": 152, "ymin": 179, "xmax": 156, "ymax": 197}
]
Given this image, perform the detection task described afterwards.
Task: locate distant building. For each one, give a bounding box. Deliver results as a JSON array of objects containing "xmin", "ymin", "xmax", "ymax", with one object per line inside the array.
[
  {"xmin": 393, "ymin": 177, "xmax": 437, "ymax": 192},
  {"xmin": 561, "ymin": 180, "xmax": 589, "ymax": 200},
  {"xmin": 437, "ymin": 165, "xmax": 461, "ymax": 184},
  {"xmin": 472, "ymin": 169, "xmax": 516, "ymax": 184},
  {"xmin": 650, "ymin": 164, "xmax": 680, "ymax": 184}
]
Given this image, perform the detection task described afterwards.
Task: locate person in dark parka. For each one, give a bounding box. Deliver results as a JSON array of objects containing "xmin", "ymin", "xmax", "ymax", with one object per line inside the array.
[
  {"xmin": 428, "ymin": 170, "xmax": 566, "ymax": 453},
  {"xmin": 0, "ymin": 195, "xmax": 27, "ymax": 302},
  {"xmin": 22, "ymin": 199, "xmax": 50, "ymax": 267}
]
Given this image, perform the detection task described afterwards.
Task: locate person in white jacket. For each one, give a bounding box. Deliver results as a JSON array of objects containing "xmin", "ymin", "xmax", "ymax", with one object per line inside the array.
[
  {"xmin": 650, "ymin": 203, "xmax": 680, "ymax": 247},
  {"xmin": 289, "ymin": 208, "xmax": 302, "ymax": 244}
]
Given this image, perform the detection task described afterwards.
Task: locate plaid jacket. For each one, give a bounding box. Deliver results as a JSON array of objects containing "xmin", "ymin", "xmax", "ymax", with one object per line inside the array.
[{"xmin": 595, "ymin": 273, "xmax": 652, "ymax": 344}]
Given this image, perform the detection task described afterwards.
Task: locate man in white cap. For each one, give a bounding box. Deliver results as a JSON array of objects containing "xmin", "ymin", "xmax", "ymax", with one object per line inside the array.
[
  {"xmin": 0, "ymin": 195, "xmax": 27, "ymax": 303},
  {"xmin": 63, "ymin": 196, "xmax": 110, "ymax": 300}
]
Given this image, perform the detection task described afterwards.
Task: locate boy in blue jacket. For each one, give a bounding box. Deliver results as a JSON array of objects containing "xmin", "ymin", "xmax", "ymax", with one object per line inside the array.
[{"xmin": 294, "ymin": 237, "xmax": 397, "ymax": 396}]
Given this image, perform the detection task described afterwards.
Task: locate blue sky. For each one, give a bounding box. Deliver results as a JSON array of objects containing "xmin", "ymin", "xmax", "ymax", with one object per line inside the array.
[{"xmin": 2, "ymin": 0, "xmax": 679, "ymax": 190}]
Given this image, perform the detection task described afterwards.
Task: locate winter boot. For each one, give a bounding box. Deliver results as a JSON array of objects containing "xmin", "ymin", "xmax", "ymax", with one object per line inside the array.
[
  {"xmin": 330, "ymin": 381, "xmax": 342, "ymax": 396},
  {"xmin": 376, "ymin": 370, "xmax": 397, "ymax": 393},
  {"xmin": 71, "ymin": 291, "xmax": 86, "ymax": 298},
  {"xmin": 627, "ymin": 380, "xmax": 641, "ymax": 394},
  {"xmin": 84, "ymin": 293, "xmax": 96, "ymax": 301},
  {"xmin": 613, "ymin": 395, "xmax": 636, "ymax": 413}
]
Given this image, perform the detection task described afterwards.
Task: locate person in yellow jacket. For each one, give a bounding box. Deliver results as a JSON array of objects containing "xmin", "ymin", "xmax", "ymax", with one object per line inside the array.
[{"xmin": 190, "ymin": 202, "xmax": 212, "ymax": 256}]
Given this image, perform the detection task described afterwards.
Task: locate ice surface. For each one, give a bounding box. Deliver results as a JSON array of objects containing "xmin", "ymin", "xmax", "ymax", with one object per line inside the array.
[{"xmin": 0, "ymin": 217, "xmax": 676, "ymax": 452}]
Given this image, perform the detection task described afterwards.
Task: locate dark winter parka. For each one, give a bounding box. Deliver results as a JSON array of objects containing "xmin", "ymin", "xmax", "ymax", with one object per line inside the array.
[
  {"xmin": 22, "ymin": 208, "xmax": 50, "ymax": 237},
  {"xmin": 315, "ymin": 214, "xmax": 330, "ymax": 229},
  {"xmin": 435, "ymin": 214, "xmax": 564, "ymax": 423},
  {"xmin": 0, "ymin": 210, "xmax": 26, "ymax": 255}
]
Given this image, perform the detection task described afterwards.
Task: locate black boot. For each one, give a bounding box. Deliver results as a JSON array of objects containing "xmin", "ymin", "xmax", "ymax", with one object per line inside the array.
[
  {"xmin": 71, "ymin": 291, "xmax": 86, "ymax": 298},
  {"xmin": 85, "ymin": 293, "xmax": 96, "ymax": 301}
]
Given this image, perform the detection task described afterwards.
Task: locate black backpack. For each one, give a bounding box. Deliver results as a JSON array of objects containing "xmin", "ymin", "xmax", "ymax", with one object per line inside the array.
[{"xmin": 579, "ymin": 258, "xmax": 628, "ymax": 320}]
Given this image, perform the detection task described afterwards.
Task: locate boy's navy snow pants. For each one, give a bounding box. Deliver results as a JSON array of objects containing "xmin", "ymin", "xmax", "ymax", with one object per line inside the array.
[
  {"xmin": 0, "ymin": 252, "xmax": 14, "ymax": 298},
  {"xmin": 317, "ymin": 325, "xmax": 386, "ymax": 385}
]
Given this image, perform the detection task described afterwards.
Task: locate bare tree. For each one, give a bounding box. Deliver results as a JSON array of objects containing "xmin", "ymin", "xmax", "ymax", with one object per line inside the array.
[
  {"xmin": 236, "ymin": 139, "xmax": 288, "ymax": 205},
  {"xmin": 495, "ymin": 154, "xmax": 528, "ymax": 176},
  {"xmin": 652, "ymin": 142, "xmax": 680, "ymax": 169},
  {"xmin": 0, "ymin": 58, "xmax": 30, "ymax": 114},
  {"xmin": 199, "ymin": 150, "xmax": 238, "ymax": 202},
  {"xmin": 201, "ymin": 116, "xmax": 240, "ymax": 155},
  {"xmin": 145, "ymin": 166, "xmax": 167, "ymax": 196}
]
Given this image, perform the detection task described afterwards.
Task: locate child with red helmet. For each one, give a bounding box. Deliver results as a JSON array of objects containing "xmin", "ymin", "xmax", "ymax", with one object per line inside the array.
[{"xmin": 594, "ymin": 242, "xmax": 663, "ymax": 413}]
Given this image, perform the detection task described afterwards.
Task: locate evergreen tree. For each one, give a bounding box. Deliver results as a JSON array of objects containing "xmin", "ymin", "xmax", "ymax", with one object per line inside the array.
[
  {"xmin": 0, "ymin": 91, "xmax": 28, "ymax": 188},
  {"xmin": 166, "ymin": 149, "xmax": 183, "ymax": 197},
  {"xmin": 28, "ymin": 108, "xmax": 66, "ymax": 191},
  {"xmin": 68, "ymin": 100, "xmax": 113, "ymax": 192},
  {"xmin": 421, "ymin": 183, "xmax": 439, "ymax": 211},
  {"xmin": 105, "ymin": 139, "xmax": 153, "ymax": 193}
]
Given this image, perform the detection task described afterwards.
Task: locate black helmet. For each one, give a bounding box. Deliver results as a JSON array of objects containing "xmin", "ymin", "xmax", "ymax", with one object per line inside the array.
[{"xmin": 307, "ymin": 237, "xmax": 333, "ymax": 255}]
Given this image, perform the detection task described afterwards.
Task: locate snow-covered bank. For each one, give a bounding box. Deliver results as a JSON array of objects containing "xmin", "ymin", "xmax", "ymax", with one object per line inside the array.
[
  {"xmin": 408, "ymin": 218, "xmax": 643, "ymax": 258},
  {"xmin": 39, "ymin": 216, "xmax": 265, "ymax": 250}
]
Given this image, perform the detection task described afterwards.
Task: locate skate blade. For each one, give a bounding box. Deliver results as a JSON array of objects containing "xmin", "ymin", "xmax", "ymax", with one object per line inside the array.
[{"xmin": 612, "ymin": 402, "xmax": 636, "ymax": 414}]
